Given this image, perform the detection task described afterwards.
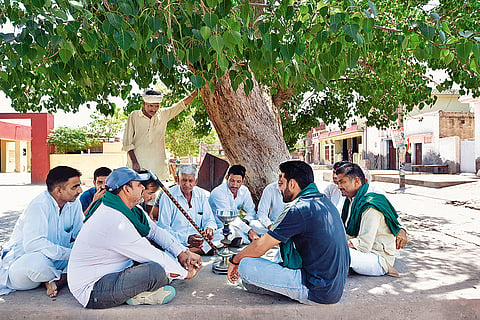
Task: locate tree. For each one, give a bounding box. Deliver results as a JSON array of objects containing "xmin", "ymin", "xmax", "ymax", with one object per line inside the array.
[
  {"xmin": 87, "ymin": 109, "xmax": 127, "ymax": 139},
  {"xmin": 47, "ymin": 126, "xmax": 98, "ymax": 154},
  {"xmin": 1, "ymin": 0, "xmax": 479, "ymax": 199}
]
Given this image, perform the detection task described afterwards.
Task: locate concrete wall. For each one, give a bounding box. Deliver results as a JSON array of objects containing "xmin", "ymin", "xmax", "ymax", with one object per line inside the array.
[
  {"xmin": 438, "ymin": 136, "xmax": 460, "ymax": 173},
  {"xmin": 460, "ymin": 140, "xmax": 475, "ymax": 173},
  {"xmin": 50, "ymin": 153, "xmax": 127, "ymax": 182}
]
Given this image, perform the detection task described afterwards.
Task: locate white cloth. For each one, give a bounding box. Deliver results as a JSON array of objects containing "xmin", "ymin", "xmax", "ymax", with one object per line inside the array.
[
  {"xmin": 322, "ymin": 182, "xmax": 345, "ymax": 214},
  {"xmin": 122, "ymin": 101, "xmax": 186, "ymax": 180},
  {"xmin": 349, "ymin": 248, "xmax": 387, "ymax": 276},
  {"xmin": 68, "ymin": 203, "xmax": 188, "ymax": 307},
  {"xmin": 156, "ymin": 185, "xmax": 217, "ymax": 252},
  {"xmin": 0, "ymin": 191, "xmax": 83, "ymax": 295},
  {"xmin": 208, "ymin": 182, "xmax": 256, "ymax": 229},
  {"xmin": 255, "ymin": 182, "xmax": 284, "ymax": 229}
]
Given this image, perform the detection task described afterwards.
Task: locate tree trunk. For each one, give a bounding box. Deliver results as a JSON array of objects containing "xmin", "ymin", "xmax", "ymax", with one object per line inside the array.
[{"xmin": 199, "ymin": 74, "xmax": 290, "ymax": 203}]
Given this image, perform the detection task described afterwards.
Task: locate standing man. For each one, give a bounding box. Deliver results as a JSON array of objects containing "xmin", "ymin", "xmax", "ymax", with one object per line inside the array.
[
  {"xmin": 336, "ymin": 163, "xmax": 401, "ymax": 276},
  {"xmin": 227, "ymin": 161, "xmax": 350, "ymax": 305},
  {"xmin": 80, "ymin": 166, "xmax": 112, "ymax": 214},
  {"xmin": 0, "ymin": 166, "xmax": 84, "ymax": 297},
  {"xmin": 209, "ymin": 165, "xmax": 259, "ymax": 245},
  {"xmin": 156, "ymin": 164, "xmax": 217, "ymax": 255},
  {"xmin": 68, "ymin": 167, "xmax": 202, "ymax": 309},
  {"xmin": 122, "ymin": 89, "xmax": 198, "ymax": 180}
]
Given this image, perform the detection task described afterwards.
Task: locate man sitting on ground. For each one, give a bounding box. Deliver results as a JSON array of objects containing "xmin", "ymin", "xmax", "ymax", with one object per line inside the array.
[
  {"xmin": 227, "ymin": 161, "xmax": 350, "ymax": 305},
  {"xmin": 137, "ymin": 170, "xmax": 161, "ymax": 213},
  {"xmin": 324, "ymin": 161, "xmax": 408, "ymax": 250},
  {"xmin": 209, "ymin": 165, "xmax": 259, "ymax": 246},
  {"xmin": 80, "ymin": 167, "xmax": 112, "ymax": 214},
  {"xmin": 156, "ymin": 164, "xmax": 217, "ymax": 255},
  {"xmin": 249, "ymin": 181, "xmax": 284, "ymax": 235},
  {"xmin": 336, "ymin": 163, "xmax": 401, "ymax": 276},
  {"xmin": 0, "ymin": 166, "xmax": 84, "ymax": 297},
  {"xmin": 68, "ymin": 167, "xmax": 202, "ymax": 309}
]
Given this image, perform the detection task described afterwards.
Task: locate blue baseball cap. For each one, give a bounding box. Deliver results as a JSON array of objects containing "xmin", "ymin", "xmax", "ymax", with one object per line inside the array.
[{"xmin": 105, "ymin": 167, "xmax": 151, "ymax": 191}]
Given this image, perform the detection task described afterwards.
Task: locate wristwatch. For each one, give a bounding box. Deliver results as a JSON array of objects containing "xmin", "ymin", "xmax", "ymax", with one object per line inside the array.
[{"xmin": 228, "ymin": 254, "xmax": 239, "ymax": 265}]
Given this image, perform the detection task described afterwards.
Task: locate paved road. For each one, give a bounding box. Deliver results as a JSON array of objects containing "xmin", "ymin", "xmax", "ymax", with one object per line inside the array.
[{"xmin": 0, "ymin": 171, "xmax": 479, "ymax": 319}]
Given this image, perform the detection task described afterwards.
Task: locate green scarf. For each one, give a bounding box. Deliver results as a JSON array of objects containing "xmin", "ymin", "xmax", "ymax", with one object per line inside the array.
[
  {"xmin": 84, "ymin": 191, "xmax": 151, "ymax": 237},
  {"xmin": 279, "ymin": 182, "xmax": 320, "ymax": 270},
  {"xmin": 342, "ymin": 183, "xmax": 401, "ymax": 237}
]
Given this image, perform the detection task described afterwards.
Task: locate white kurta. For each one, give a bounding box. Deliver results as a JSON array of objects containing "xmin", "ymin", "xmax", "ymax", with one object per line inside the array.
[
  {"xmin": 0, "ymin": 191, "xmax": 83, "ymax": 295},
  {"xmin": 122, "ymin": 101, "xmax": 186, "ymax": 180},
  {"xmin": 156, "ymin": 185, "xmax": 217, "ymax": 248},
  {"xmin": 255, "ymin": 182, "xmax": 284, "ymax": 228},
  {"xmin": 68, "ymin": 203, "xmax": 187, "ymax": 307}
]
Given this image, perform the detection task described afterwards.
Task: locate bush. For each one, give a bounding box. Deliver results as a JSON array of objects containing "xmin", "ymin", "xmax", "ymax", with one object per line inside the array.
[{"xmin": 47, "ymin": 127, "xmax": 99, "ymax": 154}]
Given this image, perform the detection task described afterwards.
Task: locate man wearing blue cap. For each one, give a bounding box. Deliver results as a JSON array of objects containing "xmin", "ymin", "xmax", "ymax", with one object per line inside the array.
[{"xmin": 68, "ymin": 167, "xmax": 202, "ymax": 309}]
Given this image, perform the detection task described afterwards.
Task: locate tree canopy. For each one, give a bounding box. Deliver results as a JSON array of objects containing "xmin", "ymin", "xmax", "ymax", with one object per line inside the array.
[{"xmin": 1, "ymin": 0, "xmax": 479, "ymax": 148}]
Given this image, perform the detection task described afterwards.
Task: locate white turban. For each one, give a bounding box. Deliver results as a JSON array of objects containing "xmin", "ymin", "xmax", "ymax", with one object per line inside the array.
[{"xmin": 142, "ymin": 90, "xmax": 164, "ymax": 103}]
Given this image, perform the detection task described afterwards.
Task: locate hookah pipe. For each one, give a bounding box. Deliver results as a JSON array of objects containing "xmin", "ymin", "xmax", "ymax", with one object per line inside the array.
[{"xmin": 149, "ymin": 171, "xmax": 217, "ymax": 252}]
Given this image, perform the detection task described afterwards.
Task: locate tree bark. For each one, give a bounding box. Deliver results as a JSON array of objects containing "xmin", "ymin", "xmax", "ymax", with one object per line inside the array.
[{"xmin": 199, "ymin": 74, "xmax": 290, "ymax": 203}]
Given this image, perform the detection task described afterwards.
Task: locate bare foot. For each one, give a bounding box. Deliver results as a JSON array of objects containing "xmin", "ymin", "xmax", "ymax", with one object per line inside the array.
[
  {"xmin": 45, "ymin": 281, "xmax": 58, "ymax": 298},
  {"xmin": 44, "ymin": 274, "xmax": 67, "ymax": 298}
]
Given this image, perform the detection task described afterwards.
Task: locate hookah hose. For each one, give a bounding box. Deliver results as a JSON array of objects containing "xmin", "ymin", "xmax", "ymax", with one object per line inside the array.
[{"xmin": 150, "ymin": 171, "xmax": 217, "ymax": 252}]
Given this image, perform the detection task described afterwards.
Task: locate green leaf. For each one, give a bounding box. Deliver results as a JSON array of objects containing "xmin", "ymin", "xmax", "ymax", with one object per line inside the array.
[
  {"xmin": 368, "ymin": 0, "xmax": 377, "ymax": 18},
  {"xmin": 114, "ymin": 30, "xmax": 135, "ymax": 51},
  {"xmin": 188, "ymin": 47, "xmax": 201, "ymax": 63},
  {"xmin": 316, "ymin": 30, "xmax": 329, "ymax": 46},
  {"xmin": 419, "ymin": 25, "xmax": 435, "ymax": 41},
  {"xmin": 347, "ymin": 48, "xmax": 359, "ymax": 68},
  {"xmin": 456, "ymin": 41, "xmax": 473, "ymax": 64},
  {"xmin": 472, "ymin": 43, "xmax": 480, "ymax": 59},
  {"xmin": 206, "ymin": 0, "xmax": 217, "ymax": 7},
  {"xmin": 32, "ymin": 0, "xmax": 46, "ymax": 8},
  {"xmin": 190, "ymin": 74, "xmax": 204, "ymax": 88},
  {"xmin": 330, "ymin": 41, "xmax": 343, "ymax": 57},
  {"xmin": 444, "ymin": 51, "xmax": 454, "ymax": 65},
  {"xmin": 430, "ymin": 12, "xmax": 440, "ymax": 20},
  {"xmin": 343, "ymin": 24, "xmax": 359, "ymax": 39},
  {"xmin": 217, "ymin": 0, "xmax": 233, "ymax": 17},
  {"xmin": 204, "ymin": 13, "xmax": 219, "ymax": 29},
  {"xmin": 148, "ymin": 16, "xmax": 161, "ymax": 32},
  {"xmin": 185, "ymin": 0, "xmax": 193, "ymax": 15},
  {"xmin": 69, "ymin": 0, "xmax": 84, "ymax": 10},
  {"xmin": 459, "ymin": 30, "xmax": 474, "ymax": 38},
  {"xmin": 362, "ymin": 18, "xmax": 374, "ymax": 33},
  {"xmin": 102, "ymin": 19, "xmax": 115, "ymax": 35},
  {"xmin": 59, "ymin": 48, "xmax": 73, "ymax": 63},
  {"xmin": 162, "ymin": 53, "xmax": 175, "ymax": 68},
  {"xmin": 119, "ymin": 2, "xmax": 134, "ymax": 16},
  {"xmin": 218, "ymin": 53, "xmax": 229, "ymax": 72},
  {"xmin": 244, "ymin": 78, "xmax": 253, "ymax": 96},
  {"xmin": 439, "ymin": 30, "xmax": 446, "ymax": 43},
  {"xmin": 200, "ymin": 26, "xmax": 211, "ymax": 40},
  {"xmin": 52, "ymin": 8, "xmax": 68, "ymax": 20},
  {"xmin": 263, "ymin": 33, "xmax": 278, "ymax": 51},
  {"xmin": 107, "ymin": 14, "xmax": 123, "ymax": 30},
  {"xmin": 36, "ymin": 34, "xmax": 49, "ymax": 48},
  {"xmin": 209, "ymin": 35, "xmax": 225, "ymax": 53},
  {"xmin": 258, "ymin": 22, "xmax": 270, "ymax": 34},
  {"xmin": 322, "ymin": 63, "xmax": 337, "ymax": 80}
]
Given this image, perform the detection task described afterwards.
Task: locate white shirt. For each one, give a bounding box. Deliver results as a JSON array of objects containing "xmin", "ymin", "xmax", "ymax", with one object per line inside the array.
[
  {"xmin": 208, "ymin": 182, "xmax": 256, "ymax": 229},
  {"xmin": 0, "ymin": 191, "xmax": 83, "ymax": 295},
  {"xmin": 256, "ymin": 182, "xmax": 284, "ymax": 228},
  {"xmin": 122, "ymin": 101, "xmax": 186, "ymax": 180},
  {"xmin": 323, "ymin": 182, "xmax": 345, "ymax": 214},
  {"xmin": 156, "ymin": 185, "xmax": 217, "ymax": 246},
  {"xmin": 68, "ymin": 203, "xmax": 187, "ymax": 307}
]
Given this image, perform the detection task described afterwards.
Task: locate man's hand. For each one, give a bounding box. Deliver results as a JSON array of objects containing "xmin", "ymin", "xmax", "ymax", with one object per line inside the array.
[
  {"xmin": 396, "ymin": 229, "xmax": 408, "ymax": 249},
  {"xmin": 204, "ymin": 228, "xmax": 214, "ymax": 240},
  {"xmin": 248, "ymin": 229, "xmax": 260, "ymax": 242},
  {"xmin": 267, "ymin": 224, "xmax": 273, "ymax": 230},
  {"xmin": 92, "ymin": 188, "xmax": 106, "ymax": 202},
  {"xmin": 188, "ymin": 234, "xmax": 204, "ymax": 247},
  {"xmin": 177, "ymin": 250, "xmax": 202, "ymax": 270},
  {"xmin": 227, "ymin": 261, "xmax": 240, "ymax": 283},
  {"xmin": 348, "ymin": 241, "xmax": 355, "ymax": 248}
]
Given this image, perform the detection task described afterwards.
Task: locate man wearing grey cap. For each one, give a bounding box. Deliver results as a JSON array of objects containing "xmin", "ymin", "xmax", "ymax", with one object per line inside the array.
[
  {"xmin": 68, "ymin": 167, "xmax": 202, "ymax": 309},
  {"xmin": 122, "ymin": 89, "xmax": 198, "ymax": 180}
]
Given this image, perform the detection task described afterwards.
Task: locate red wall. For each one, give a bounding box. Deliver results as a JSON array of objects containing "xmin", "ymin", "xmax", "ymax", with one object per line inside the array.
[{"xmin": 0, "ymin": 121, "xmax": 31, "ymax": 141}]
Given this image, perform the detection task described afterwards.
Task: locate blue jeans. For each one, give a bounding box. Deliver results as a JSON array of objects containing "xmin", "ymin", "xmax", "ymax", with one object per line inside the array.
[
  {"xmin": 86, "ymin": 262, "xmax": 168, "ymax": 309},
  {"xmin": 238, "ymin": 257, "xmax": 318, "ymax": 305}
]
